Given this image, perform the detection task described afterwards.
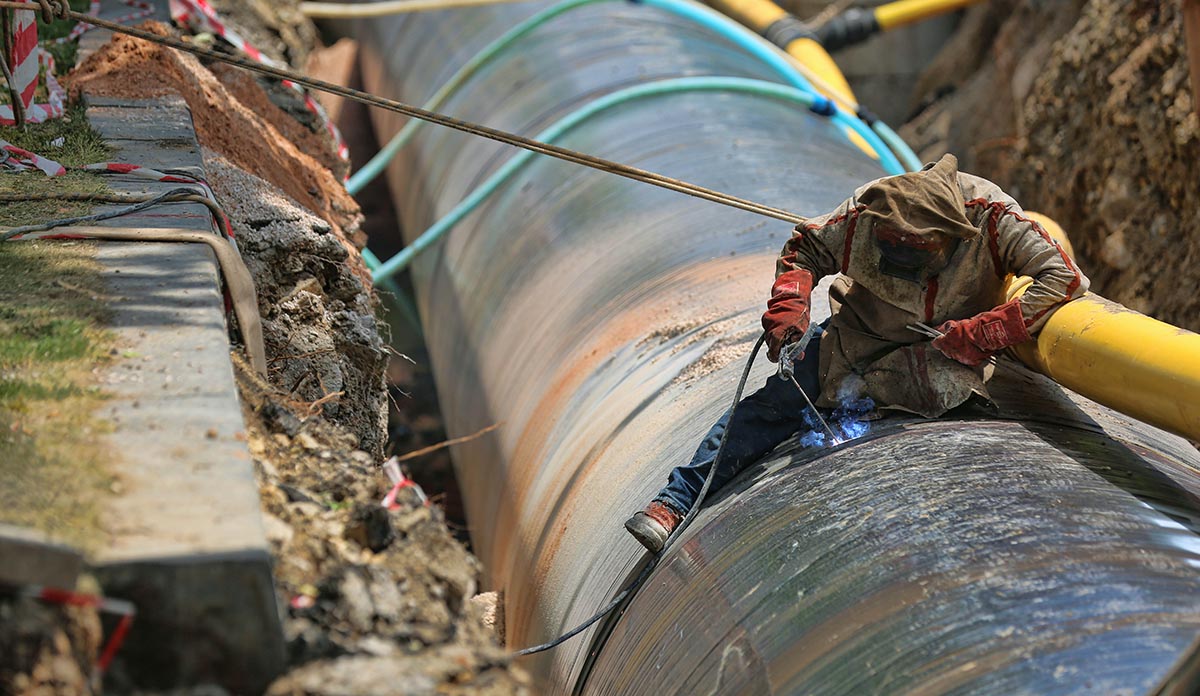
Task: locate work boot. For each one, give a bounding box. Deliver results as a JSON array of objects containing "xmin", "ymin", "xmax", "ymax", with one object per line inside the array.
[{"xmin": 624, "ymin": 501, "xmax": 684, "ymax": 553}]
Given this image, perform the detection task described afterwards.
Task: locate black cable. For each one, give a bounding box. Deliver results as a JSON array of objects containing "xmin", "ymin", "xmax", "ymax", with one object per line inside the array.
[
  {"xmin": 0, "ymin": 2, "xmax": 805, "ymax": 226},
  {"xmin": 815, "ymin": 7, "xmax": 880, "ymax": 52},
  {"xmin": 0, "ymin": 187, "xmax": 204, "ymax": 241},
  {"xmin": 514, "ymin": 333, "xmax": 766, "ymax": 656}
]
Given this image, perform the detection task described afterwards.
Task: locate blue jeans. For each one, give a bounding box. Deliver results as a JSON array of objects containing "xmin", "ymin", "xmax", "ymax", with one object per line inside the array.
[{"xmin": 654, "ymin": 327, "xmax": 825, "ymax": 515}]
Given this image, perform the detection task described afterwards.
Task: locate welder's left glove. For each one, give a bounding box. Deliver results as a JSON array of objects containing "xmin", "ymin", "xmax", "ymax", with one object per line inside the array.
[
  {"xmin": 762, "ymin": 269, "xmax": 814, "ymax": 362},
  {"xmin": 932, "ymin": 298, "xmax": 1031, "ymax": 367}
]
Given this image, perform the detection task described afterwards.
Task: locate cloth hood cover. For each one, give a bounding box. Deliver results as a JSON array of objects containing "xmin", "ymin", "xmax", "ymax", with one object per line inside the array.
[{"xmin": 858, "ymin": 153, "xmax": 980, "ymax": 243}]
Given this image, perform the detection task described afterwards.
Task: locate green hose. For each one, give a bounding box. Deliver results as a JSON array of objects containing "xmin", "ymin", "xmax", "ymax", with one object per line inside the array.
[
  {"xmin": 345, "ymin": 0, "xmax": 600, "ymax": 196},
  {"xmin": 373, "ymin": 75, "xmax": 862, "ymax": 281},
  {"xmin": 346, "ymin": 0, "xmax": 917, "ymax": 199}
]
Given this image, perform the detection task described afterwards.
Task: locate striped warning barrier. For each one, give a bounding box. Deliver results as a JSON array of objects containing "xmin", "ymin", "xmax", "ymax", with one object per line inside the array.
[
  {"xmin": 1, "ymin": 0, "xmax": 64, "ymax": 125},
  {"xmin": 169, "ymin": 0, "xmax": 350, "ymax": 163},
  {"xmin": 0, "ymin": 137, "xmax": 66, "ymax": 174},
  {"xmin": 55, "ymin": 0, "xmax": 154, "ymax": 45},
  {"xmin": 80, "ymin": 161, "xmax": 235, "ymax": 239}
]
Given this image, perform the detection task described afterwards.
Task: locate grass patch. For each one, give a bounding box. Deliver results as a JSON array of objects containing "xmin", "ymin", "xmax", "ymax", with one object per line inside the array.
[
  {"xmin": 0, "ymin": 240, "xmax": 115, "ymax": 551},
  {"xmin": 0, "ymin": 104, "xmax": 110, "ymax": 166},
  {"xmin": 0, "ymin": 104, "xmax": 110, "ymax": 227}
]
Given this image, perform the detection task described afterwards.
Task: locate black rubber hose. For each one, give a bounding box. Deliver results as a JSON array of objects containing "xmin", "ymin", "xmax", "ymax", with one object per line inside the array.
[
  {"xmin": 514, "ymin": 333, "xmax": 767, "ymax": 656},
  {"xmin": 816, "ymin": 7, "xmax": 881, "ymax": 52}
]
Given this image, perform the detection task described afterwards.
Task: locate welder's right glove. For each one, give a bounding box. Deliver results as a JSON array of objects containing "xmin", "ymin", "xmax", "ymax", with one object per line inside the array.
[
  {"xmin": 932, "ymin": 297, "xmax": 1031, "ymax": 367},
  {"xmin": 762, "ymin": 269, "xmax": 814, "ymax": 362}
]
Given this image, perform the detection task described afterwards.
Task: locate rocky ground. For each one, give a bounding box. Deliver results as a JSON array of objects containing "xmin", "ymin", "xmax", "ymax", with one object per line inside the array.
[
  {"xmin": 236, "ymin": 359, "xmax": 525, "ymax": 695},
  {"xmin": 901, "ymin": 0, "xmax": 1200, "ymax": 331}
]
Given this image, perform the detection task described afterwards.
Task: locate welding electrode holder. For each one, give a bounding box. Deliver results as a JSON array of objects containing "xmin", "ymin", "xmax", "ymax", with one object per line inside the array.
[{"xmin": 777, "ymin": 322, "xmax": 822, "ymax": 381}]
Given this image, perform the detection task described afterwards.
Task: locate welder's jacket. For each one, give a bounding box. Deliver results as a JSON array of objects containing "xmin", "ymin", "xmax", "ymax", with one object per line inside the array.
[{"xmin": 781, "ymin": 172, "xmax": 1089, "ymax": 417}]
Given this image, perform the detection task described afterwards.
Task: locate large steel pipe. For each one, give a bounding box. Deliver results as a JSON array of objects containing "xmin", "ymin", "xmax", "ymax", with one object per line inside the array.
[{"xmin": 346, "ymin": 3, "xmax": 1200, "ymax": 692}]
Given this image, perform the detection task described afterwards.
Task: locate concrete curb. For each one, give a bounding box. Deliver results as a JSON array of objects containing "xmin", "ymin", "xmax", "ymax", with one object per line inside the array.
[{"xmin": 64, "ymin": 0, "xmax": 283, "ymax": 690}]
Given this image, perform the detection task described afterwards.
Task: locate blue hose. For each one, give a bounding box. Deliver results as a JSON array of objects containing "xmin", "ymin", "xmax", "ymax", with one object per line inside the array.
[
  {"xmin": 873, "ymin": 119, "xmax": 923, "ymax": 173},
  {"xmin": 374, "ymin": 76, "xmax": 869, "ymax": 281},
  {"xmin": 348, "ymin": 0, "xmax": 910, "ymax": 203}
]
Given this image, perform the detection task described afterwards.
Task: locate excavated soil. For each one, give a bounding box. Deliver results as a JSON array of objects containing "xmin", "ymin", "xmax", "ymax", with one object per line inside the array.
[
  {"xmin": 902, "ymin": 0, "xmax": 1200, "ymax": 331},
  {"xmin": 64, "ymin": 22, "xmax": 363, "ymax": 249},
  {"xmin": 62, "ymin": 21, "xmax": 385, "ymax": 452},
  {"xmin": 0, "ymin": 595, "xmax": 102, "ymax": 695},
  {"xmin": 235, "ymin": 360, "xmax": 528, "ymax": 695},
  {"xmin": 52, "ymin": 15, "xmax": 527, "ymax": 694},
  {"xmin": 204, "ymin": 148, "xmax": 388, "ymax": 456}
]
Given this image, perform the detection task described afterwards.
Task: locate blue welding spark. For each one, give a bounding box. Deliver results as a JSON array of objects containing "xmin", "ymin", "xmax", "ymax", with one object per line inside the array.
[{"xmin": 798, "ymin": 397, "xmax": 875, "ymax": 447}]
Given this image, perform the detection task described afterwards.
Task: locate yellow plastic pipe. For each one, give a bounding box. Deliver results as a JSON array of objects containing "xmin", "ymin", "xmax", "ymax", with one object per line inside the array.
[
  {"xmin": 784, "ymin": 37, "xmax": 856, "ymax": 104},
  {"xmin": 874, "ymin": 0, "xmax": 984, "ymax": 31},
  {"xmin": 702, "ymin": 0, "xmax": 856, "ymax": 103},
  {"xmin": 703, "ymin": 0, "xmax": 787, "ymax": 30},
  {"xmin": 1005, "ymin": 214, "xmax": 1200, "ymax": 441}
]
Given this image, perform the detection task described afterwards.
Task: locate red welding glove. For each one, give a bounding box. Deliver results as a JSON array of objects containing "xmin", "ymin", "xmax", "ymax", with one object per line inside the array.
[
  {"xmin": 932, "ymin": 298, "xmax": 1031, "ymax": 367},
  {"xmin": 762, "ymin": 269, "xmax": 813, "ymax": 362}
]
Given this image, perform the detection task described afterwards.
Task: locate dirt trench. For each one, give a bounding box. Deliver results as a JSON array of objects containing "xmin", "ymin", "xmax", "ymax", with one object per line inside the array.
[
  {"xmin": 901, "ymin": 0, "xmax": 1200, "ymax": 331},
  {"xmin": 50, "ymin": 12, "xmax": 528, "ymax": 694}
]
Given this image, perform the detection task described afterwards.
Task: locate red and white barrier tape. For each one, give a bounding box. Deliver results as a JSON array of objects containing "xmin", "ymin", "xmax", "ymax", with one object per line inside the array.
[
  {"xmin": 18, "ymin": 584, "xmax": 136, "ymax": 673},
  {"xmin": 168, "ymin": 0, "xmax": 350, "ymax": 163},
  {"xmin": 79, "ymin": 161, "xmax": 234, "ymax": 239},
  {"xmin": 0, "ymin": 1, "xmax": 65, "ymax": 126},
  {"xmin": 54, "ymin": 0, "xmax": 154, "ymax": 45},
  {"xmin": 381, "ymin": 456, "xmax": 429, "ymax": 509},
  {"xmin": 1, "ymin": 137, "xmax": 66, "ymax": 175}
]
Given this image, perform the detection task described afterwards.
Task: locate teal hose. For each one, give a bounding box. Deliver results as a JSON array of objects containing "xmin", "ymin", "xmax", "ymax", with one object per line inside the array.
[
  {"xmin": 345, "ymin": 0, "xmax": 601, "ymax": 196},
  {"xmin": 348, "ymin": 0, "xmax": 910, "ymax": 201},
  {"xmin": 873, "ymin": 119, "xmax": 922, "ymax": 172},
  {"xmin": 374, "ymin": 76, "xmax": 866, "ymax": 281},
  {"xmin": 363, "ymin": 248, "xmax": 424, "ymax": 334}
]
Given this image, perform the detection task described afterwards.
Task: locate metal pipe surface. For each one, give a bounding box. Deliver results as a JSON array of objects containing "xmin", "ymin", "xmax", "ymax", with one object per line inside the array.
[{"xmin": 346, "ymin": 3, "xmax": 1200, "ymax": 692}]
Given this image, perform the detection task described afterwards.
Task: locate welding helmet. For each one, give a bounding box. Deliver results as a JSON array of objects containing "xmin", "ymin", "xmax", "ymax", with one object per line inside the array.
[
  {"xmin": 858, "ymin": 154, "xmax": 978, "ymax": 281},
  {"xmin": 873, "ymin": 225, "xmax": 958, "ymax": 282}
]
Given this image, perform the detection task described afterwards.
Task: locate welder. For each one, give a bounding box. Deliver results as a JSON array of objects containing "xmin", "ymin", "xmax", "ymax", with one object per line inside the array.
[{"xmin": 625, "ymin": 154, "xmax": 1089, "ymax": 553}]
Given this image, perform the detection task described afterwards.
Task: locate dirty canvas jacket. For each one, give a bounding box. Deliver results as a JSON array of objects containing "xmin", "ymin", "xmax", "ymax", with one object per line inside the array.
[{"xmin": 779, "ymin": 172, "xmax": 1089, "ymax": 417}]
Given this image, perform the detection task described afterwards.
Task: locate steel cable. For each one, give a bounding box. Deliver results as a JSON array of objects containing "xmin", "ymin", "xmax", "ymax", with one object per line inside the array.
[
  {"xmin": 0, "ymin": 1, "xmax": 804, "ymax": 225},
  {"xmin": 514, "ymin": 333, "xmax": 766, "ymax": 656}
]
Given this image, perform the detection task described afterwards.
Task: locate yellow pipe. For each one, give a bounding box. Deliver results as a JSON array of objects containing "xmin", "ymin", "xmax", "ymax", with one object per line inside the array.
[
  {"xmin": 874, "ymin": 0, "xmax": 984, "ymax": 31},
  {"xmin": 1004, "ymin": 215, "xmax": 1200, "ymax": 441},
  {"xmin": 1024, "ymin": 211, "xmax": 1076, "ymax": 261},
  {"xmin": 783, "ymin": 37, "xmax": 856, "ymax": 104},
  {"xmin": 705, "ymin": 0, "xmax": 787, "ymax": 30},
  {"xmin": 703, "ymin": 0, "xmax": 855, "ymax": 103}
]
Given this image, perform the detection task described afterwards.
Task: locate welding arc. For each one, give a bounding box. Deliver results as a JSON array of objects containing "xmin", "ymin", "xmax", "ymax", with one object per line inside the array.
[
  {"xmin": 0, "ymin": 2, "xmax": 805, "ymax": 226},
  {"xmin": 515, "ymin": 333, "xmax": 767, "ymax": 656}
]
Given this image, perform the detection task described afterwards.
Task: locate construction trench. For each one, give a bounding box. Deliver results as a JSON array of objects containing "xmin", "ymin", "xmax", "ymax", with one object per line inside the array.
[{"xmin": 2, "ymin": 0, "xmax": 1200, "ymax": 694}]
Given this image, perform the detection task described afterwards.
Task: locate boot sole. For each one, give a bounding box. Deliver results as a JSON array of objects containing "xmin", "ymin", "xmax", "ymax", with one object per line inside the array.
[{"xmin": 624, "ymin": 514, "xmax": 667, "ymax": 553}]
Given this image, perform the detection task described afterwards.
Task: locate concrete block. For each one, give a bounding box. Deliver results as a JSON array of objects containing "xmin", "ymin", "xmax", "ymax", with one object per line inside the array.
[
  {"xmin": 103, "ymin": 138, "xmax": 204, "ymax": 173},
  {"xmin": 89, "ymin": 239, "xmax": 284, "ymax": 692},
  {"xmin": 61, "ymin": 16, "xmax": 286, "ymax": 688},
  {"xmin": 0, "ymin": 525, "xmax": 83, "ymax": 589},
  {"xmin": 87, "ymin": 103, "xmax": 196, "ymax": 142}
]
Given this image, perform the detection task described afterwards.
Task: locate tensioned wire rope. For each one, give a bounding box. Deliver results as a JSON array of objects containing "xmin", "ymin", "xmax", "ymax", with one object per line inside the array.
[
  {"xmin": 0, "ymin": 1, "xmax": 806, "ymax": 226},
  {"xmin": 345, "ymin": 0, "xmax": 914, "ymax": 199},
  {"xmin": 372, "ymin": 75, "xmax": 893, "ymax": 281},
  {"xmin": 348, "ymin": 0, "xmax": 920, "ymax": 278}
]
